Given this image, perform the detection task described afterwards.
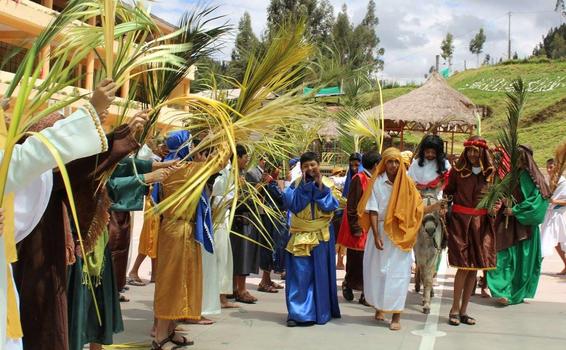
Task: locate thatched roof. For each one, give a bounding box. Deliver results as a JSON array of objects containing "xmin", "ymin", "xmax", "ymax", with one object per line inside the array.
[{"xmin": 362, "ymin": 72, "xmax": 477, "ymax": 127}]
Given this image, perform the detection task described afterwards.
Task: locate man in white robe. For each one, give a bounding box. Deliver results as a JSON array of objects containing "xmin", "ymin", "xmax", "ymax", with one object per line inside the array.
[
  {"xmin": 359, "ymin": 148, "xmax": 424, "ymax": 331},
  {"xmin": 212, "ymin": 162, "xmax": 237, "ymax": 309},
  {"xmin": 1, "ymin": 79, "xmax": 116, "ymax": 349},
  {"xmin": 541, "ymin": 158, "xmax": 566, "ymax": 274}
]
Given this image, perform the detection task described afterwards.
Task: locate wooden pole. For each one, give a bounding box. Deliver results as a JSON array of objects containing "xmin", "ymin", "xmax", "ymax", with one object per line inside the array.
[
  {"xmin": 400, "ymin": 127, "xmax": 405, "ymax": 151},
  {"xmin": 451, "ymin": 130, "xmax": 455, "ymax": 156}
]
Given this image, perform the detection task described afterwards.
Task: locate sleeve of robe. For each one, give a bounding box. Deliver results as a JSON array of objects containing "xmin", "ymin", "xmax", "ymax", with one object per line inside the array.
[
  {"xmin": 512, "ymin": 171, "xmax": 549, "ymax": 226},
  {"xmin": 365, "ymin": 176, "xmax": 381, "ymax": 212},
  {"xmin": 443, "ymin": 169, "xmax": 457, "ymax": 196},
  {"xmin": 347, "ymin": 176, "xmax": 364, "ymax": 234},
  {"xmin": 107, "ymin": 158, "xmax": 153, "ymax": 212},
  {"xmin": 314, "ymin": 183, "xmax": 339, "ymax": 213},
  {"xmin": 284, "ymin": 180, "xmax": 314, "ymax": 214},
  {"xmin": 5, "ymin": 106, "xmax": 107, "ymax": 193}
]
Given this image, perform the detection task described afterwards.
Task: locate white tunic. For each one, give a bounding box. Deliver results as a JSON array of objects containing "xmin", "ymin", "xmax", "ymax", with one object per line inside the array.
[
  {"xmin": 541, "ymin": 176, "xmax": 566, "ymax": 256},
  {"xmin": 363, "ymin": 173, "xmax": 412, "ymax": 312},
  {"xmin": 1, "ymin": 106, "xmax": 107, "ymax": 350},
  {"xmin": 211, "ymin": 163, "xmax": 234, "ymax": 295},
  {"xmin": 408, "ymin": 158, "xmax": 451, "ymax": 199}
]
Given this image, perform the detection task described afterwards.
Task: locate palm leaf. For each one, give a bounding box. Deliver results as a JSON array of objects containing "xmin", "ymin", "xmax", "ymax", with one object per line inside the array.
[{"xmin": 478, "ymin": 78, "xmax": 526, "ymax": 209}]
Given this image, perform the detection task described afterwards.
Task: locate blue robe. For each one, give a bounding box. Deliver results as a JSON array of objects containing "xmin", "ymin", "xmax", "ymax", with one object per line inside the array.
[{"xmin": 284, "ymin": 179, "xmax": 341, "ymax": 324}]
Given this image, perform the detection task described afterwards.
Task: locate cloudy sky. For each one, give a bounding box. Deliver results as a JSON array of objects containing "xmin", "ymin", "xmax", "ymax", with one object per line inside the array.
[{"xmin": 149, "ymin": 0, "xmax": 565, "ymax": 83}]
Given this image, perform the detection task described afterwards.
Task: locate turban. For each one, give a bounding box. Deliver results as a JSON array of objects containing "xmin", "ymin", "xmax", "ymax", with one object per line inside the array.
[{"xmin": 357, "ymin": 148, "xmax": 424, "ymax": 251}]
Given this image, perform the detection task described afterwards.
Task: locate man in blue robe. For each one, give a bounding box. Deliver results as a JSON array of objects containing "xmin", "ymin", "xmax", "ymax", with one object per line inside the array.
[{"xmin": 284, "ymin": 152, "xmax": 341, "ymax": 327}]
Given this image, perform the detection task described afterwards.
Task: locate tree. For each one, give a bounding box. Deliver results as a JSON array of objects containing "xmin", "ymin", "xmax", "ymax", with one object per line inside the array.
[
  {"xmin": 266, "ymin": 0, "xmax": 334, "ymax": 44},
  {"xmin": 551, "ymin": 34, "xmax": 566, "ymax": 58},
  {"xmin": 512, "ymin": 51, "xmax": 519, "ymax": 59},
  {"xmin": 469, "ymin": 28, "xmax": 486, "ymax": 67},
  {"xmin": 441, "ymin": 32, "xmax": 455, "ymax": 67},
  {"xmin": 483, "ymin": 53, "xmax": 491, "ymax": 65},
  {"xmin": 332, "ymin": 4, "xmax": 353, "ymax": 65},
  {"xmin": 229, "ymin": 12, "xmax": 260, "ymax": 82},
  {"xmin": 331, "ymin": 1, "xmax": 384, "ymax": 71},
  {"xmin": 532, "ymin": 23, "xmax": 566, "ymax": 58}
]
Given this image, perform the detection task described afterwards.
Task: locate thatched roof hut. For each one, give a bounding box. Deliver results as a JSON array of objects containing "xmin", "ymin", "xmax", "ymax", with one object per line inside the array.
[{"xmin": 361, "ymin": 72, "xmax": 479, "ymax": 152}]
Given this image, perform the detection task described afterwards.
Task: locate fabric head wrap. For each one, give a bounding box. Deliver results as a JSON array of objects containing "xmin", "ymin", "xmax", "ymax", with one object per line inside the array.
[
  {"xmin": 400, "ymin": 151, "xmax": 413, "ymax": 168},
  {"xmin": 356, "ymin": 147, "xmax": 424, "ymax": 251},
  {"xmin": 454, "ymin": 136, "xmax": 495, "ymax": 179},
  {"xmin": 518, "ymin": 145, "xmax": 551, "ymax": 199},
  {"xmin": 164, "ymin": 130, "xmax": 191, "ymax": 161}
]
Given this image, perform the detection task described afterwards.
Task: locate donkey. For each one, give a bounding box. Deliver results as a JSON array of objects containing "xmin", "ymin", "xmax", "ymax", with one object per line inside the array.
[{"xmin": 413, "ymin": 188, "xmax": 444, "ymax": 314}]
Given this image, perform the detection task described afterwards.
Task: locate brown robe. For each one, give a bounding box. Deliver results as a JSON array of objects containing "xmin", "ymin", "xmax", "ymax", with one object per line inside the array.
[
  {"xmin": 444, "ymin": 169, "xmax": 497, "ymax": 270},
  {"xmin": 13, "ymin": 125, "xmax": 139, "ymax": 350},
  {"xmin": 108, "ymin": 212, "xmax": 131, "ymax": 291},
  {"xmin": 344, "ymin": 176, "xmax": 365, "ymax": 291}
]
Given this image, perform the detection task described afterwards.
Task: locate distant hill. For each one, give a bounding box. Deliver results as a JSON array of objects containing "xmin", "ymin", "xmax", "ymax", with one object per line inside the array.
[{"xmin": 375, "ymin": 60, "xmax": 566, "ymax": 164}]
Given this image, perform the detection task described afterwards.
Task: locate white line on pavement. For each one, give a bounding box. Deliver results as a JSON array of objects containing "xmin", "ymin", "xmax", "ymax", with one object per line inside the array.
[{"xmin": 411, "ymin": 252, "xmax": 448, "ymax": 350}]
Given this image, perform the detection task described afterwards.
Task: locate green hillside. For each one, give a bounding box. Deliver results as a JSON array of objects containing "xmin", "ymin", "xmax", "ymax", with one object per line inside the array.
[{"xmin": 376, "ymin": 61, "xmax": 566, "ymax": 164}]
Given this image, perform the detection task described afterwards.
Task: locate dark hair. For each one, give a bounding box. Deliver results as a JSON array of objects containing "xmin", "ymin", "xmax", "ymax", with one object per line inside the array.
[
  {"xmin": 362, "ymin": 151, "xmax": 381, "ymax": 170},
  {"xmin": 349, "ymin": 152, "xmax": 362, "ymax": 162},
  {"xmin": 300, "ymin": 151, "xmax": 319, "ymax": 165},
  {"xmin": 236, "ymin": 144, "xmax": 247, "ymax": 158},
  {"xmin": 547, "ymin": 158, "xmax": 555, "ymax": 164},
  {"xmin": 417, "ymin": 134, "xmax": 448, "ymax": 174}
]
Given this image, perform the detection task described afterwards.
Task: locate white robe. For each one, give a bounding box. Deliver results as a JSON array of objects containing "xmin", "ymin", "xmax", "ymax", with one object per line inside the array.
[
  {"xmin": 1, "ymin": 106, "xmax": 107, "ymax": 350},
  {"xmin": 407, "ymin": 158, "xmax": 451, "ymax": 199},
  {"xmin": 363, "ymin": 173, "xmax": 412, "ymax": 312},
  {"xmin": 211, "ymin": 164, "xmax": 234, "ymax": 295},
  {"xmin": 541, "ymin": 176, "xmax": 566, "ymax": 257}
]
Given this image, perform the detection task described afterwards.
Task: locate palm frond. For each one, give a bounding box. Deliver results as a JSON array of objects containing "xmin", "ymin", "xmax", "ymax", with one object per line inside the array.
[{"xmin": 478, "ymin": 78, "xmax": 527, "ymax": 209}]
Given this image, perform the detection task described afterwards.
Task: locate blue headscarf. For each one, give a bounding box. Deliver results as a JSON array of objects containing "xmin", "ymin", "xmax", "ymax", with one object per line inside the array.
[
  {"xmin": 151, "ymin": 130, "xmax": 191, "ymax": 203},
  {"xmin": 195, "ymin": 189, "xmax": 214, "ymax": 253},
  {"xmin": 342, "ymin": 153, "xmax": 364, "ymax": 197},
  {"xmin": 164, "ymin": 130, "xmax": 191, "ymax": 161}
]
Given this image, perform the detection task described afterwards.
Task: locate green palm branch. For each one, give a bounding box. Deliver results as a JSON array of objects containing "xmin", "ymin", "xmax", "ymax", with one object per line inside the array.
[{"xmin": 478, "ymin": 78, "xmax": 527, "ymax": 211}]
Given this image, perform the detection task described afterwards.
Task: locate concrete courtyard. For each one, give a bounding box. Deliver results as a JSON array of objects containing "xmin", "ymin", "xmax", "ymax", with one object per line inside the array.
[{"xmin": 114, "ymin": 214, "xmax": 566, "ymax": 350}]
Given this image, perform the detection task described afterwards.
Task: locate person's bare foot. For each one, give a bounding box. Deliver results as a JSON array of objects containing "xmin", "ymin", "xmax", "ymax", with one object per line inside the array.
[
  {"xmin": 389, "ymin": 321, "xmax": 401, "ymax": 331},
  {"xmin": 495, "ymin": 297, "xmax": 509, "ymax": 306},
  {"xmin": 389, "ymin": 313, "xmax": 401, "ymax": 331},
  {"xmin": 221, "ymin": 301, "xmax": 239, "ymax": 308},
  {"xmin": 183, "ymin": 317, "xmax": 214, "ymax": 325},
  {"xmin": 374, "ymin": 310, "xmax": 385, "ymax": 321},
  {"xmin": 480, "ymin": 288, "xmax": 490, "ymax": 298}
]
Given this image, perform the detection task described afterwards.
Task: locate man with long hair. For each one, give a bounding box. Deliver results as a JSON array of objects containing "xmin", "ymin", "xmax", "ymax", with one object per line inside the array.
[
  {"xmin": 444, "ymin": 136, "xmax": 497, "ymax": 326},
  {"xmin": 487, "ymin": 145, "xmax": 550, "ymax": 305}
]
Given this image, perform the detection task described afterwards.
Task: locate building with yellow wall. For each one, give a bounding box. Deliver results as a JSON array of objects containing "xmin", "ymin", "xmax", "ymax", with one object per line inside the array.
[{"xmin": 0, "ymin": 0, "xmax": 193, "ymax": 132}]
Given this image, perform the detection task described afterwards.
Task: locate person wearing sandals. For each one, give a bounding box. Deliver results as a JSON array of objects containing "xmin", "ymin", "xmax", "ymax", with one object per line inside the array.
[
  {"xmin": 153, "ymin": 133, "xmax": 226, "ymax": 349},
  {"xmin": 487, "ymin": 145, "xmax": 550, "ymax": 306},
  {"xmin": 284, "ymin": 152, "xmax": 341, "ymax": 327},
  {"xmin": 337, "ymin": 151, "xmax": 381, "ymax": 306},
  {"xmin": 443, "ymin": 136, "xmax": 497, "ymax": 326},
  {"xmin": 230, "ymin": 145, "xmax": 261, "ymax": 304},
  {"xmin": 357, "ymin": 148, "xmax": 424, "ymax": 331},
  {"xmin": 257, "ymin": 164, "xmax": 286, "ymax": 293}
]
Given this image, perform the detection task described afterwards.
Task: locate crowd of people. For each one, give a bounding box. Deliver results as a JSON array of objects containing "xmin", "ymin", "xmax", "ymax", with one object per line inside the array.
[{"xmin": 1, "ymin": 81, "xmax": 565, "ymax": 350}]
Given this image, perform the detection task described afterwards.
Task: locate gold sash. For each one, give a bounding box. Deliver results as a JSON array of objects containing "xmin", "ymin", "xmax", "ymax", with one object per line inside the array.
[{"xmin": 286, "ymin": 214, "xmax": 332, "ymax": 257}]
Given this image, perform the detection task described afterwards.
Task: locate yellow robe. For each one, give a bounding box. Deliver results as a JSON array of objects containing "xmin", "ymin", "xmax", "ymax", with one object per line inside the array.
[
  {"xmin": 138, "ymin": 193, "xmax": 159, "ymax": 259},
  {"xmin": 154, "ymin": 164, "xmax": 203, "ymax": 320}
]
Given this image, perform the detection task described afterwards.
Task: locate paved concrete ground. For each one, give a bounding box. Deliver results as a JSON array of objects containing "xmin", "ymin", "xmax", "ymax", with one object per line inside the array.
[{"xmin": 115, "ymin": 214, "xmax": 566, "ymax": 349}]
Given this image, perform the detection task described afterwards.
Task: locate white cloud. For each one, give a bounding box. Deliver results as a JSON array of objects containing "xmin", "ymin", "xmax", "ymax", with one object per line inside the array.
[{"xmin": 150, "ymin": 0, "xmax": 565, "ymax": 83}]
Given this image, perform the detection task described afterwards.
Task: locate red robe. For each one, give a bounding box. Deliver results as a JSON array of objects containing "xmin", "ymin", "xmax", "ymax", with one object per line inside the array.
[{"xmin": 337, "ymin": 171, "xmax": 370, "ymax": 251}]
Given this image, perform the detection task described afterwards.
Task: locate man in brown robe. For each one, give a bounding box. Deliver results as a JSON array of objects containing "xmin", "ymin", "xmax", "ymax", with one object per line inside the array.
[
  {"xmin": 13, "ymin": 117, "xmax": 145, "ymax": 350},
  {"xmin": 444, "ymin": 136, "xmax": 496, "ymax": 326}
]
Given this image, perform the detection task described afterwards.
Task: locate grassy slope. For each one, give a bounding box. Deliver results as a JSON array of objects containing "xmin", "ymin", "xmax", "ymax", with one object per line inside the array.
[{"xmin": 370, "ymin": 62, "xmax": 566, "ymax": 164}]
